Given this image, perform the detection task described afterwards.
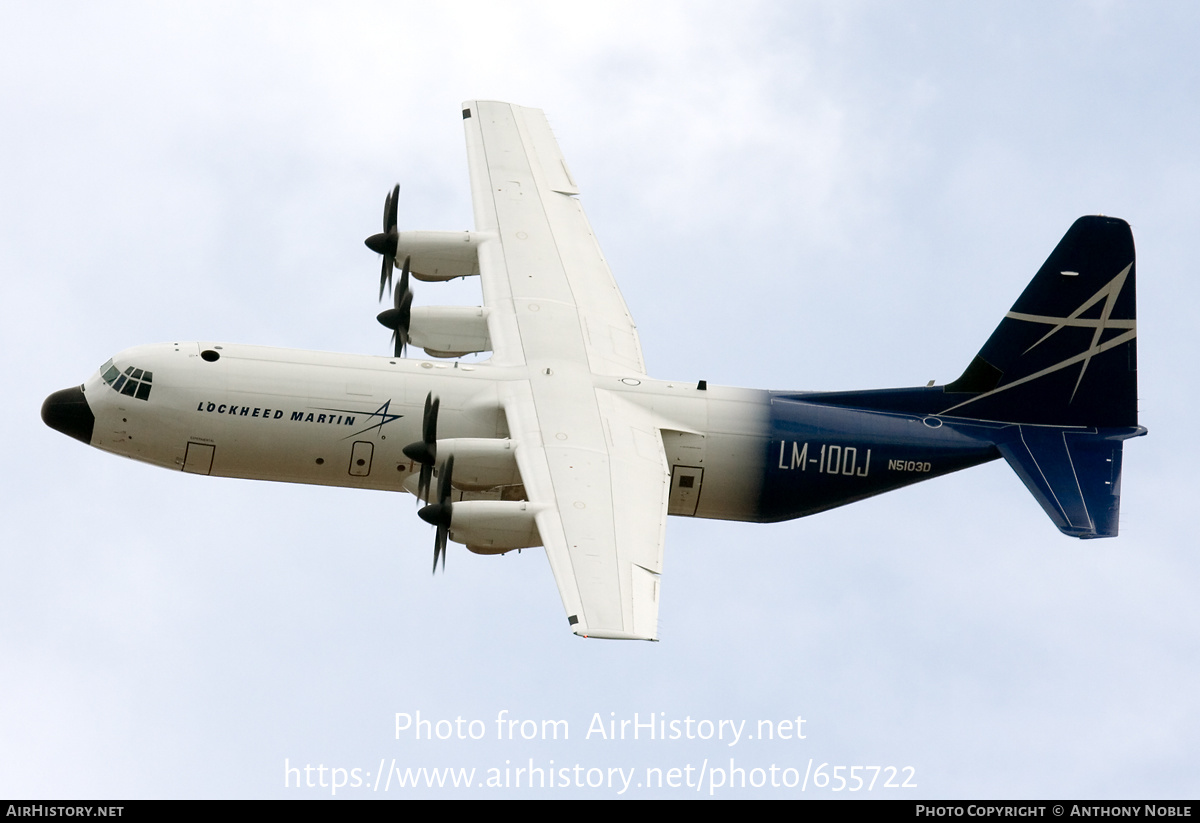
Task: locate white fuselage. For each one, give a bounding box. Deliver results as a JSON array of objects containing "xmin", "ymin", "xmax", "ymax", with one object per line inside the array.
[{"xmin": 84, "ymin": 342, "xmax": 771, "ymax": 522}]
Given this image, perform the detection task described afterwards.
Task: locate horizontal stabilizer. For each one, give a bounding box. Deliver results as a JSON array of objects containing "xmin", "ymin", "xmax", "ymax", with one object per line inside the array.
[{"xmin": 997, "ymin": 425, "xmax": 1145, "ymax": 538}]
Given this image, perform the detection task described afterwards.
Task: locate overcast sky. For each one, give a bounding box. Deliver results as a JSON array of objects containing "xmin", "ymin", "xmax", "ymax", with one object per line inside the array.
[{"xmin": 3, "ymin": 1, "xmax": 1197, "ymax": 798}]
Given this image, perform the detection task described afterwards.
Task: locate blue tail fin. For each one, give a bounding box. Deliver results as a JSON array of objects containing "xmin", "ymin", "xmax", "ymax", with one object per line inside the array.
[{"xmin": 942, "ymin": 216, "xmax": 1137, "ymax": 428}]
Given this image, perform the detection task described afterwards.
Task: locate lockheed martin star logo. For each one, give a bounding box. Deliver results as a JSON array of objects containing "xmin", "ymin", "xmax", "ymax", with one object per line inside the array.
[
  {"xmin": 311, "ymin": 399, "xmax": 403, "ymax": 440},
  {"xmin": 1007, "ymin": 263, "xmax": 1135, "ymax": 401}
]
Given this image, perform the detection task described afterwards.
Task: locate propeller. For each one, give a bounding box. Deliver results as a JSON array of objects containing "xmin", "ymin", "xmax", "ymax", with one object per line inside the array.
[
  {"xmin": 417, "ymin": 454, "xmax": 454, "ymax": 573},
  {"xmin": 402, "ymin": 392, "xmax": 439, "ymax": 502},
  {"xmin": 365, "ymin": 184, "xmax": 400, "ymax": 301},
  {"xmin": 376, "ymin": 256, "xmax": 413, "ymax": 357}
]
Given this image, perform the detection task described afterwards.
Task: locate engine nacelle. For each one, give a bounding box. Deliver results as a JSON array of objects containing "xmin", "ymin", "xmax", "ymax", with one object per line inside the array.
[
  {"xmin": 408, "ymin": 306, "xmax": 491, "ymax": 358},
  {"xmin": 399, "ymin": 438, "xmax": 519, "ymax": 498},
  {"xmin": 396, "ymin": 231, "xmax": 488, "ymax": 281},
  {"xmin": 437, "ymin": 438, "xmax": 518, "ymax": 490},
  {"xmin": 446, "ymin": 501, "xmax": 542, "ymax": 553}
]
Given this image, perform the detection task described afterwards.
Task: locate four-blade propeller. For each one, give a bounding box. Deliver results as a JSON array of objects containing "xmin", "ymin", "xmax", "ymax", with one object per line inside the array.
[
  {"xmin": 402, "ymin": 392, "xmax": 439, "ymax": 503},
  {"xmin": 417, "ymin": 454, "xmax": 454, "ymax": 573},
  {"xmin": 365, "ymin": 184, "xmax": 401, "ymax": 301},
  {"xmin": 376, "ymin": 256, "xmax": 413, "ymax": 357}
]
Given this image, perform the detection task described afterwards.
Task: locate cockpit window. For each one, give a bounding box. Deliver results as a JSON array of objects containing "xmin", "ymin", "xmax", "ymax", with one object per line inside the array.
[{"xmin": 100, "ymin": 359, "xmax": 153, "ymax": 401}]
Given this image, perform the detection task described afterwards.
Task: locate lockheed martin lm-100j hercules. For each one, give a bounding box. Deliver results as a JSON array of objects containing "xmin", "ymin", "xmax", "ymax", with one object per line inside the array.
[{"xmin": 42, "ymin": 101, "xmax": 1145, "ymax": 641}]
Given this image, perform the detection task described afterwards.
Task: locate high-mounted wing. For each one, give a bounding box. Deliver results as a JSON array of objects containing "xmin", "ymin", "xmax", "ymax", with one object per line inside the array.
[{"xmin": 462, "ymin": 101, "xmax": 668, "ymax": 640}]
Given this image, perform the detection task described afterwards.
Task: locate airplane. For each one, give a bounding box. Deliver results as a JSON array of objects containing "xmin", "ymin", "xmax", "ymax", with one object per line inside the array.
[{"xmin": 42, "ymin": 101, "xmax": 1145, "ymax": 641}]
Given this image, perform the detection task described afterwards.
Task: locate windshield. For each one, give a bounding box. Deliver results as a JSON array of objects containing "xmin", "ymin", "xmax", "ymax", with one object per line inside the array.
[{"xmin": 99, "ymin": 358, "xmax": 153, "ymax": 401}]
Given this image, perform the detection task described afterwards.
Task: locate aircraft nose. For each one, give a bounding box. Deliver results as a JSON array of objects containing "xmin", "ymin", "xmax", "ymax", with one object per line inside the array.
[{"xmin": 41, "ymin": 385, "xmax": 95, "ymax": 444}]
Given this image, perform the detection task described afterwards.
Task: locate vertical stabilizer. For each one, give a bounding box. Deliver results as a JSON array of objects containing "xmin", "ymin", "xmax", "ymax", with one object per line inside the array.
[{"xmin": 942, "ymin": 216, "xmax": 1137, "ymax": 428}]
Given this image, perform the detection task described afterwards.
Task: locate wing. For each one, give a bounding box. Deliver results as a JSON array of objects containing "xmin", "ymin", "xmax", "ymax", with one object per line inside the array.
[{"xmin": 462, "ymin": 101, "xmax": 668, "ymax": 640}]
